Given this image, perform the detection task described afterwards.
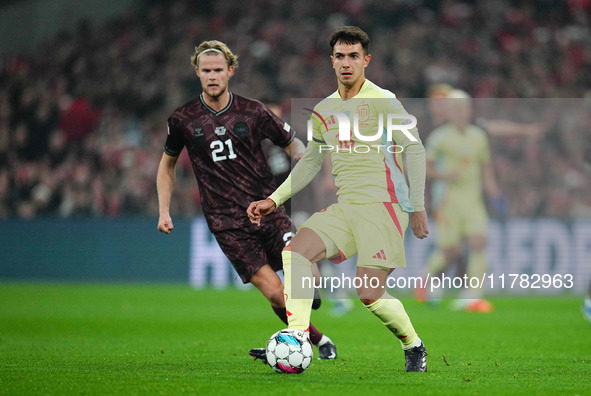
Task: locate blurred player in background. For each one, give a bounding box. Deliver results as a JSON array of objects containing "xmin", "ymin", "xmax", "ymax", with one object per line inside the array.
[
  {"xmin": 248, "ymin": 26, "xmax": 429, "ymax": 372},
  {"xmin": 420, "ymin": 89, "xmax": 501, "ymax": 312},
  {"xmin": 420, "ymin": 84, "xmax": 471, "ymax": 285},
  {"xmin": 426, "ymin": 84, "xmax": 454, "ymax": 130},
  {"xmin": 156, "ymin": 40, "xmax": 336, "ymax": 359},
  {"xmin": 417, "ymin": 86, "xmax": 544, "ymax": 309}
]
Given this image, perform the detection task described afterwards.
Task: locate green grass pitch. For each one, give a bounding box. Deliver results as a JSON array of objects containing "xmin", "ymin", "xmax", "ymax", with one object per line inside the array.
[{"xmin": 1, "ymin": 283, "xmax": 590, "ymax": 395}]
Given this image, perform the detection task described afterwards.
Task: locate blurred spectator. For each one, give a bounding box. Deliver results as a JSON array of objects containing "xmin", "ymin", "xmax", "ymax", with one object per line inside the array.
[{"xmin": 58, "ymin": 96, "xmax": 101, "ymax": 144}]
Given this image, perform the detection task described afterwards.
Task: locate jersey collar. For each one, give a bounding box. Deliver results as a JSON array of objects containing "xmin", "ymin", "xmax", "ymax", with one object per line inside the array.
[
  {"xmin": 333, "ymin": 79, "xmax": 372, "ymax": 99},
  {"xmin": 200, "ymin": 92, "xmax": 234, "ymax": 116}
]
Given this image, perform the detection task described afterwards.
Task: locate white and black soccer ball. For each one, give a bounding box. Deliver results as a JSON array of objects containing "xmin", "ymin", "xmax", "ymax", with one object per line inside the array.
[{"xmin": 266, "ymin": 329, "xmax": 313, "ymax": 374}]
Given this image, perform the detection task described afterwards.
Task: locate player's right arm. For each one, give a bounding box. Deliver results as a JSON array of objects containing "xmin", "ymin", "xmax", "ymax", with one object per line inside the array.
[
  {"xmin": 159, "ymin": 115, "xmax": 185, "ymax": 234},
  {"xmin": 247, "ymin": 140, "xmax": 327, "ymax": 225},
  {"xmin": 157, "ymin": 152, "xmax": 178, "ymax": 234}
]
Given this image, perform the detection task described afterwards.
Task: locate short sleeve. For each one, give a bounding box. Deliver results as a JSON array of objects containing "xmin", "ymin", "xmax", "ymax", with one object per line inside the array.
[
  {"xmin": 259, "ymin": 105, "xmax": 296, "ymax": 147},
  {"xmin": 164, "ymin": 115, "xmax": 185, "ymax": 157}
]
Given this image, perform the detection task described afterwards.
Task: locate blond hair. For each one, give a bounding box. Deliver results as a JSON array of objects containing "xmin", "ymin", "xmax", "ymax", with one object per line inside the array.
[
  {"xmin": 447, "ymin": 89, "xmax": 471, "ymax": 99},
  {"xmin": 190, "ymin": 40, "xmax": 239, "ymax": 69},
  {"xmin": 427, "ymin": 83, "xmax": 453, "ymax": 98}
]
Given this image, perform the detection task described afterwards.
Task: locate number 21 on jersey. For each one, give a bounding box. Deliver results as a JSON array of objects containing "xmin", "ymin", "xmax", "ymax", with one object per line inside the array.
[{"xmin": 210, "ymin": 139, "xmax": 237, "ymax": 162}]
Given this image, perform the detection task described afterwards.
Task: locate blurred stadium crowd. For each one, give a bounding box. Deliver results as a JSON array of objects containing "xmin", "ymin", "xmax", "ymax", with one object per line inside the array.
[{"xmin": 0, "ymin": 0, "xmax": 590, "ymax": 219}]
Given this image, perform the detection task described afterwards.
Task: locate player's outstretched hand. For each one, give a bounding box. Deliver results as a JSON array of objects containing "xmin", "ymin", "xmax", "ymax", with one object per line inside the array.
[
  {"xmin": 158, "ymin": 214, "xmax": 174, "ymax": 234},
  {"xmin": 524, "ymin": 123, "xmax": 546, "ymax": 138},
  {"xmin": 247, "ymin": 198, "xmax": 277, "ymax": 226},
  {"xmin": 410, "ymin": 210, "xmax": 429, "ymax": 239}
]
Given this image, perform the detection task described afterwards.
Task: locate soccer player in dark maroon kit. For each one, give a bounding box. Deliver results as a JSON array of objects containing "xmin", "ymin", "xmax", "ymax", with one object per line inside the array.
[{"xmin": 156, "ymin": 40, "xmax": 336, "ymax": 360}]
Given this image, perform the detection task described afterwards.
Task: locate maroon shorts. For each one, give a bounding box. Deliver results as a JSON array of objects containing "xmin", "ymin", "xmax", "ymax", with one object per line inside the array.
[{"xmin": 212, "ymin": 211, "xmax": 294, "ymax": 283}]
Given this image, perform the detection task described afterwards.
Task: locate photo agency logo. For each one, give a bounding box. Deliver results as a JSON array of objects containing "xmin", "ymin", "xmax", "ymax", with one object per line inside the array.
[{"xmin": 303, "ymin": 105, "xmax": 417, "ymax": 154}]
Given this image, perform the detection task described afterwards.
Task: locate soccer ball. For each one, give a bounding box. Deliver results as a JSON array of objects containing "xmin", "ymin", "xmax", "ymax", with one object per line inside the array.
[{"xmin": 266, "ymin": 329, "xmax": 313, "ymax": 374}]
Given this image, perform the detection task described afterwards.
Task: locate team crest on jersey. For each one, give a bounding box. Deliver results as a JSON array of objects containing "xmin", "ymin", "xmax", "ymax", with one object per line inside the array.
[
  {"xmin": 357, "ymin": 104, "xmax": 370, "ymax": 122},
  {"xmin": 193, "ymin": 126, "xmax": 204, "ymax": 137},
  {"xmin": 233, "ymin": 121, "xmax": 249, "ymax": 139},
  {"xmin": 214, "ymin": 126, "xmax": 227, "ymax": 136}
]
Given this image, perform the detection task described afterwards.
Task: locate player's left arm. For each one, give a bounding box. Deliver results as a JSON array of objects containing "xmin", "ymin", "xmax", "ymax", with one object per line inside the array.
[
  {"xmin": 479, "ymin": 132, "xmax": 500, "ymax": 198},
  {"xmin": 482, "ymin": 162, "xmax": 500, "ymax": 198},
  {"xmin": 482, "ymin": 161, "xmax": 509, "ymax": 216},
  {"xmin": 283, "ymin": 137, "xmax": 305, "ymax": 161},
  {"xmin": 477, "ymin": 118, "xmax": 545, "ymax": 138},
  {"xmin": 394, "ymin": 126, "xmax": 429, "ymax": 239},
  {"xmin": 259, "ymin": 102, "xmax": 302, "ymax": 158},
  {"xmin": 480, "ymin": 132, "xmax": 508, "ymax": 215},
  {"xmin": 382, "ymin": 97, "xmax": 429, "ymax": 238},
  {"xmin": 382, "ymin": 98, "xmax": 427, "ymax": 225},
  {"xmin": 405, "ymin": 138, "xmax": 429, "ymax": 239}
]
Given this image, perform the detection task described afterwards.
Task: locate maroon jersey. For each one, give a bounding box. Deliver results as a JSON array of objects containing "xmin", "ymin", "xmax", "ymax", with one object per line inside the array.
[{"xmin": 164, "ymin": 93, "xmax": 295, "ymax": 232}]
